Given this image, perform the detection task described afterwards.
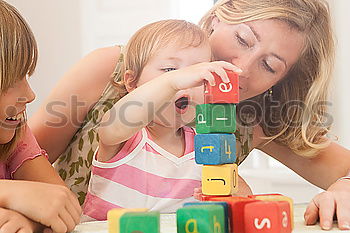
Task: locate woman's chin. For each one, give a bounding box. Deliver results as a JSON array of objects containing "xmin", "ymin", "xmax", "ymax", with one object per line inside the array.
[{"xmin": 0, "ymin": 128, "xmax": 16, "ymax": 144}]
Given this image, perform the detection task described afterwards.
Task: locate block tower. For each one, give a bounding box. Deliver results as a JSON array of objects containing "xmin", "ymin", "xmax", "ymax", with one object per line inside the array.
[{"xmin": 195, "ymin": 70, "xmax": 239, "ymax": 196}]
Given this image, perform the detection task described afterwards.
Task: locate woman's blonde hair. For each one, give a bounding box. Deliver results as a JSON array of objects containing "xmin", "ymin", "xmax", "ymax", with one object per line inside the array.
[
  {"xmin": 0, "ymin": 0, "xmax": 38, "ymax": 161},
  {"xmin": 112, "ymin": 19, "xmax": 208, "ymax": 98},
  {"xmin": 200, "ymin": 0, "xmax": 334, "ymax": 157}
]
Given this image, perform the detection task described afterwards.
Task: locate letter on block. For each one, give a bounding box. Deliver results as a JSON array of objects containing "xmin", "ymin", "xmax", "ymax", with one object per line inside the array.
[
  {"xmin": 196, "ymin": 104, "xmax": 236, "ymax": 134},
  {"xmin": 107, "ymin": 208, "xmax": 148, "ymax": 233},
  {"xmin": 249, "ymin": 194, "xmax": 294, "ymax": 229},
  {"xmin": 244, "ymin": 201, "xmax": 292, "ymax": 233},
  {"xmin": 195, "ymin": 134, "xmax": 236, "ymax": 165},
  {"xmin": 177, "ymin": 205, "xmax": 225, "ymax": 233},
  {"xmin": 184, "ymin": 202, "xmax": 229, "ymax": 233},
  {"xmin": 205, "ymin": 70, "xmax": 239, "ymax": 104},
  {"xmin": 119, "ymin": 211, "xmax": 160, "ymax": 233},
  {"xmin": 202, "ymin": 164, "xmax": 238, "ymax": 195}
]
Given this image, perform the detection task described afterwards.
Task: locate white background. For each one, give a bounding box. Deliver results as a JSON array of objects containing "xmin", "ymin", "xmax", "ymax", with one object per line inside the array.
[{"xmin": 6, "ymin": 0, "xmax": 350, "ymax": 203}]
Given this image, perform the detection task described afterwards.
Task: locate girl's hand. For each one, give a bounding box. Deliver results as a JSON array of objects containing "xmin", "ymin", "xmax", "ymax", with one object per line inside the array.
[
  {"xmin": 193, "ymin": 175, "xmax": 253, "ymax": 200},
  {"xmin": 0, "ymin": 207, "xmax": 37, "ymax": 233},
  {"xmin": 304, "ymin": 179, "xmax": 350, "ymax": 230},
  {"xmin": 166, "ymin": 61, "xmax": 242, "ymax": 91},
  {"xmin": 3, "ymin": 181, "xmax": 81, "ymax": 233}
]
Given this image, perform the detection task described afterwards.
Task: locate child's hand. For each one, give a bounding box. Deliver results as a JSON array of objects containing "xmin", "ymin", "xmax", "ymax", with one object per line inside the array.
[
  {"xmin": 3, "ymin": 181, "xmax": 81, "ymax": 233},
  {"xmin": 193, "ymin": 175, "xmax": 253, "ymax": 200},
  {"xmin": 304, "ymin": 178, "xmax": 350, "ymax": 230},
  {"xmin": 166, "ymin": 61, "xmax": 242, "ymax": 91},
  {"xmin": 0, "ymin": 207, "xmax": 37, "ymax": 233}
]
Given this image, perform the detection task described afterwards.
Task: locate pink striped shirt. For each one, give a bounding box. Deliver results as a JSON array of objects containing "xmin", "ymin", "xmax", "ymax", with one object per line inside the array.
[{"xmin": 82, "ymin": 126, "xmax": 201, "ymax": 221}]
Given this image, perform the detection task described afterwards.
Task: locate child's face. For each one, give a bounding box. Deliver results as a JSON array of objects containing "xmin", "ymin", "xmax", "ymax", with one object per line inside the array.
[
  {"xmin": 136, "ymin": 41, "xmax": 212, "ymax": 129},
  {"xmin": 0, "ymin": 77, "xmax": 35, "ymax": 144}
]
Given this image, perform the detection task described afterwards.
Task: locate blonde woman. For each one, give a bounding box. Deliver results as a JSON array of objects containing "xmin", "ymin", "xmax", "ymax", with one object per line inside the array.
[{"xmin": 30, "ymin": 0, "xmax": 350, "ymax": 230}]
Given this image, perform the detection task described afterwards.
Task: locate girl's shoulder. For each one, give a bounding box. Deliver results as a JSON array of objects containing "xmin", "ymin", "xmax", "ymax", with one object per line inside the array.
[{"xmin": 5, "ymin": 126, "xmax": 47, "ymax": 179}]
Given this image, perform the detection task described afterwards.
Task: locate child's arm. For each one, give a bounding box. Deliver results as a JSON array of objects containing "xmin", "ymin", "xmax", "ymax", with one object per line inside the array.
[{"xmin": 98, "ymin": 61, "xmax": 239, "ymax": 161}]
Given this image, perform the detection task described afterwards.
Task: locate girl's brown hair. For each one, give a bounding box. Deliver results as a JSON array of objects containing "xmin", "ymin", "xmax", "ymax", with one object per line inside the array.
[{"xmin": 0, "ymin": 0, "xmax": 38, "ymax": 161}]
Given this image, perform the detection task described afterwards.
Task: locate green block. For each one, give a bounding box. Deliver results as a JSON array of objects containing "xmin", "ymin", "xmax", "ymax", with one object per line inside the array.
[
  {"xmin": 177, "ymin": 205, "xmax": 225, "ymax": 233},
  {"xmin": 196, "ymin": 104, "xmax": 236, "ymax": 134},
  {"xmin": 120, "ymin": 211, "xmax": 160, "ymax": 233}
]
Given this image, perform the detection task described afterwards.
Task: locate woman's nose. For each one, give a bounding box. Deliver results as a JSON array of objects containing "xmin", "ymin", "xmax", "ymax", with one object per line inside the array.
[{"xmin": 231, "ymin": 56, "xmax": 254, "ymax": 76}]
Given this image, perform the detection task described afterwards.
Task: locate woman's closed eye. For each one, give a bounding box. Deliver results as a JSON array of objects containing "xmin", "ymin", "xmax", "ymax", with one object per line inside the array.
[
  {"xmin": 262, "ymin": 60, "xmax": 276, "ymax": 74},
  {"xmin": 161, "ymin": 67, "xmax": 177, "ymax": 72},
  {"xmin": 235, "ymin": 33, "xmax": 252, "ymax": 48}
]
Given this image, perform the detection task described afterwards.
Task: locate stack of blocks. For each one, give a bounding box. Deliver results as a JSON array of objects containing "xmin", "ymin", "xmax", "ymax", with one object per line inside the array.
[
  {"xmin": 107, "ymin": 71, "xmax": 293, "ymax": 232},
  {"xmin": 194, "ymin": 70, "xmax": 239, "ymax": 196}
]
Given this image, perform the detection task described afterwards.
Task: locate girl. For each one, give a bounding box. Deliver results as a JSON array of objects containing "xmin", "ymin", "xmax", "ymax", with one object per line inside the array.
[
  {"xmin": 0, "ymin": 1, "xmax": 81, "ymax": 232},
  {"xmin": 82, "ymin": 19, "xmax": 242, "ymax": 221},
  {"xmin": 30, "ymin": 0, "xmax": 350, "ymax": 230}
]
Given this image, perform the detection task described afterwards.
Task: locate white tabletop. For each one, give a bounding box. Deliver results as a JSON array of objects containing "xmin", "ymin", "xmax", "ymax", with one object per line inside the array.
[{"xmin": 73, "ymin": 204, "xmax": 343, "ymax": 233}]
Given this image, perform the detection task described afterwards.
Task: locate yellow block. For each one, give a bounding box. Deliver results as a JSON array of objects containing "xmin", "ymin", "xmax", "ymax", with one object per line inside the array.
[
  {"xmin": 254, "ymin": 195, "xmax": 294, "ymax": 229},
  {"xmin": 202, "ymin": 164, "xmax": 238, "ymax": 195},
  {"xmin": 107, "ymin": 208, "xmax": 148, "ymax": 233}
]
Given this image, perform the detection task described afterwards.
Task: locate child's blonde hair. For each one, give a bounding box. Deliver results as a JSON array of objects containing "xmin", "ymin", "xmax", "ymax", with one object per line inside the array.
[
  {"xmin": 112, "ymin": 19, "xmax": 208, "ymax": 98},
  {"xmin": 0, "ymin": 0, "xmax": 38, "ymax": 161},
  {"xmin": 200, "ymin": 0, "xmax": 334, "ymax": 157}
]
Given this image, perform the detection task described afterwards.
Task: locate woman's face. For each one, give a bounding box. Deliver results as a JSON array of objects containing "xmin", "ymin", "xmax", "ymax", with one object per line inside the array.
[
  {"xmin": 209, "ymin": 18, "xmax": 305, "ymax": 101},
  {"xmin": 0, "ymin": 76, "xmax": 35, "ymax": 144}
]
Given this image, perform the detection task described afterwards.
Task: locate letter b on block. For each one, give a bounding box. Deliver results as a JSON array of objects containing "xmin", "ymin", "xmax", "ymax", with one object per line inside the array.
[{"xmin": 195, "ymin": 134, "xmax": 236, "ymax": 165}]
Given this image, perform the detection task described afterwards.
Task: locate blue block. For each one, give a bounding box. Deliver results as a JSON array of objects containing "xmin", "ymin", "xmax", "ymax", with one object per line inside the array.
[
  {"xmin": 195, "ymin": 134, "xmax": 236, "ymax": 165},
  {"xmin": 184, "ymin": 201, "xmax": 230, "ymax": 233}
]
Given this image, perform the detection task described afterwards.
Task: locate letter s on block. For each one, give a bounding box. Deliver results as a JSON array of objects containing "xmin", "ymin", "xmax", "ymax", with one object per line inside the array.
[{"xmin": 254, "ymin": 218, "xmax": 271, "ymax": 229}]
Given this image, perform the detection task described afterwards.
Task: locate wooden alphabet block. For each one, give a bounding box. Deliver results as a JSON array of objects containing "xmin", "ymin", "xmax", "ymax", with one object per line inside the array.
[
  {"xmin": 204, "ymin": 70, "xmax": 239, "ymax": 104},
  {"xmin": 202, "ymin": 164, "xmax": 238, "ymax": 195},
  {"xmin": 196, "ymin": 104, "xmax": 236, "ymax": 134},
  {"xmin": 249, "ymin": 194, "xmax": 294, "ymax": 229},
  {"xmin": 107, "ymin": 208, "xmax": 148, "ymax": 233},
  {"xmin": 119, "ymin": 211, "xmax": 160, "ymax": 233},
  {"xmin": 184, "ymin": 201, "xmax": 230, "ymax": 233},
  {"xmin": 194, "ymin": 134, "xmax": 236, "ymax": 165},
  {"xmin": 177, "ymin": 205, "xmax": 225, "ymax": 233},
  {"xmin": 244, "ymin": 201, "xmax": 292, "ymax": 233}
]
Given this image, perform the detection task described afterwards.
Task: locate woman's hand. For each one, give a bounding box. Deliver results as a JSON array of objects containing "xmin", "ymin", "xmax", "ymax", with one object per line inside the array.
[
  {"xmin": 0, "ymin": 207, "xmax": 38, "ymax": 233},
  {"xmin": 1, "ymin": 180, "xmax": 81, "ymax": 233},
  {"xmin": 304, "ymin": 178, "xmax": 350, "ymax": 230},
  {"xmin": 166, "ymin": 61, "xmax": 242, "ymax": 91}
]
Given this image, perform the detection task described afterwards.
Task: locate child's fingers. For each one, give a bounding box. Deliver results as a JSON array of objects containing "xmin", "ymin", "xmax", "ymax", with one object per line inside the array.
[
  {"xmin": 58, "ymin": 208, "xmax": 76, "ymax": 233},
  {"xmin": 211, "ymin": 66, "xmax": 229, "ymax": 83},
  {"xmin": 213, "ymin": 61, "xmax": 243, "ymax": 74},
  {"xmin": 50, "ymin": 217, "xmax": 67, "ymax": 233},
  {"xmin": 16, "ymin": 228, "xmax": 32, "ymax": 233},
  {"xmin": 0, "ymin": 220, "xmax": 21, "ymax": 233},
  {"xmin": 203, "ymin": 71, "xmax": 216, "ymax": 86}
]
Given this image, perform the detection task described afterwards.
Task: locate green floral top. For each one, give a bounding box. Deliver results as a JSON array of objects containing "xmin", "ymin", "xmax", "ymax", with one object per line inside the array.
[{"xmin": 54, "ymin": 46, "xmax": 254, "ymax": 205}]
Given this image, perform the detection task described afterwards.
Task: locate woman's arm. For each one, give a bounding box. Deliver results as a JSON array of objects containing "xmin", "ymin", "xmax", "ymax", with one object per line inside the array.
[{"xmin": 29, "ymin": 46, "xmax": 121, "ymax": 163}]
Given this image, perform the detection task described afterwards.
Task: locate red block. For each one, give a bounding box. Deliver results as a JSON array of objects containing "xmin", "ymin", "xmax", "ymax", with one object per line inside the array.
[
  {"xmin": 248, "ymin": 193, "xmax": 283, "ymax": 199},
  {"xmin": 204, "ymin": 70, "xmax": 239, "ymax": 104},
  {"xmin": 244, "ymin": 201, "xmax": 292, "ymax": 233},
  {"xmin": 199, "ymin": 194, "xmax": 232, "ymax": 201},
  {"xmin": 206, "ymin": 196, "xmax": 256, "ymax": 233}
]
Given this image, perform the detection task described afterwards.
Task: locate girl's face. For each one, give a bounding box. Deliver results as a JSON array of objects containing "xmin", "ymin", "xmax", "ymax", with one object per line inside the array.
[
  {"xmin": 0, "ymin": 76, "xmax": 35, "ymax": 144},
  {"xmin": 134, "ymin": 41, "xmax": 212, "ymax": 129},
  {"xmin": 209, "ymin": 19, "xmax": 305, "ymax": 101}
]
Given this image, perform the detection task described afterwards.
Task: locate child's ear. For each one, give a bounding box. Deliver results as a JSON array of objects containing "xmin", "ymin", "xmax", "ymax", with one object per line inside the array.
[
  {"xmin": 211, "ymin": 16, "xmax": 220, "ymax": 31},
  {"xmin": 124, "ymin": 70, "xmax": 138, "ymax": 92}
]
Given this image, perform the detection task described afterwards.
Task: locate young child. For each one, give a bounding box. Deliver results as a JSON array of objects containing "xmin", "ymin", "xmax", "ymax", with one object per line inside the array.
[
  {"xmin": 0, "ymin": 1, "xmax": 81, "ymax": 232},
  {"xmin": 82, "ymin": 19, "xmax": 242, "ymax": 221}
]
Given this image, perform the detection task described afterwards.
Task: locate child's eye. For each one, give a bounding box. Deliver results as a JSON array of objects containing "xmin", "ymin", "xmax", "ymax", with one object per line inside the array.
[{"xmin": 162, "ymin": 68, "xmax": 177, "ymax": 72}]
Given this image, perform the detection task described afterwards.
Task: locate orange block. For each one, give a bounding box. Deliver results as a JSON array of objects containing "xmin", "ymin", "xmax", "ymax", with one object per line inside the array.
[{"xmin": 244, "ymin": 201, "xmax": 292, "ymax": 233}]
